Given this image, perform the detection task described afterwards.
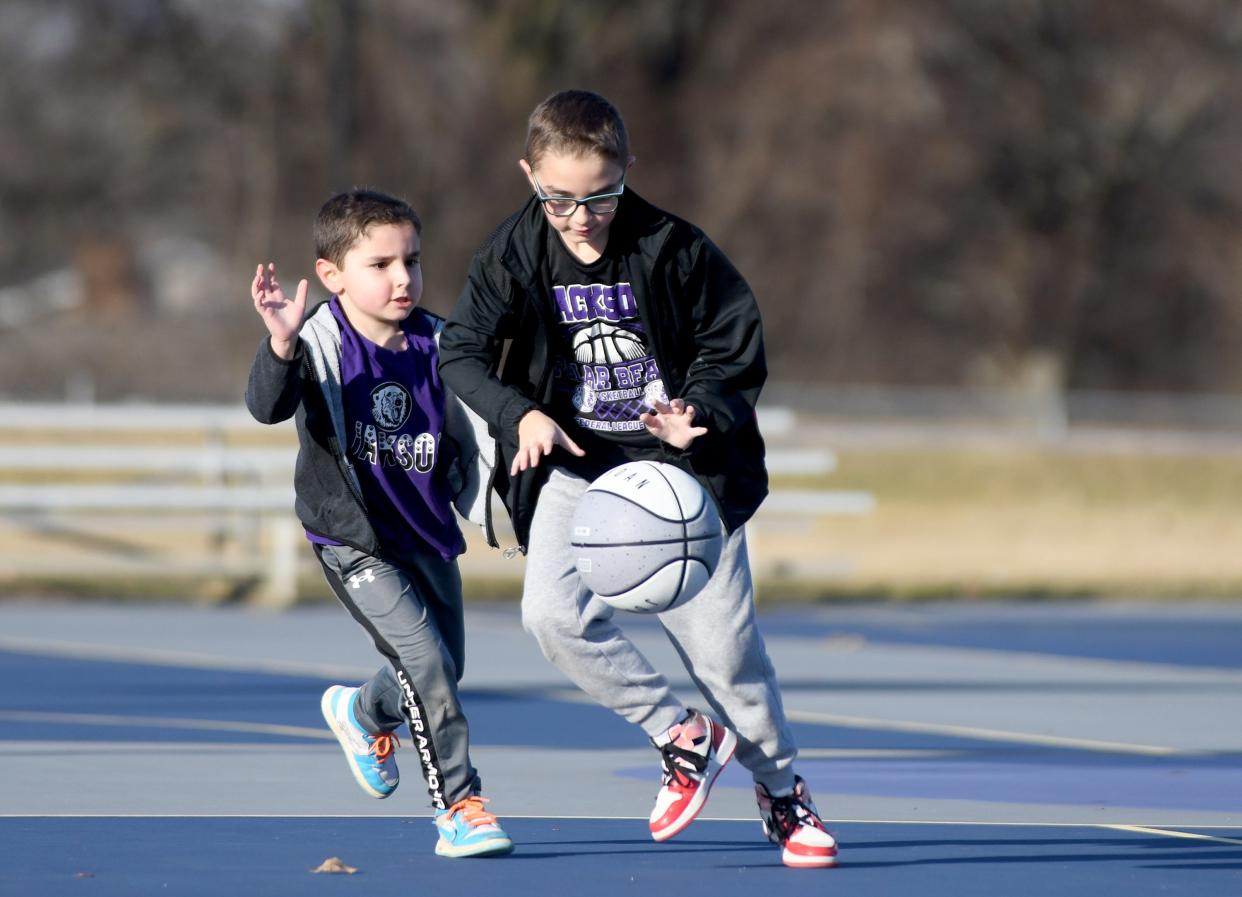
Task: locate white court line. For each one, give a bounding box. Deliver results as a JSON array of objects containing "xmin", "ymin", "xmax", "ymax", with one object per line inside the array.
[
  {"xmin": 824, "ymin": 639, "xmax": 1242, "ymax": 681},
  {"xmin": 0, "ymin": 739, "xmax": 956, "ymax": 761},
  {"xmin": 0, "ymin": 635, "xmax": 571, "ymax": 696},
  {"xmin": 785, "ymin": 708, "xmax": 1184, "ymax": 756},
  {"xmin": 0, "ymin": 710, "xmax": 332, "ymax": 740},
  {"xmin": 2, "ymin": 813, "xmax": 1240, "ymax": 831},
  {"xmin": 0, "ymin": 741, "xmax": 335, "ymax": 753},
  {"xmin": 0, "ymin": 635, "xmax": 371, "ymax": 681},
  {"xmin": 0, "ymin": 637, "xmax": 1204, "ymax": 758},
  {"xmin": 1102, "ymin": 824, "xmax": 1242, "ymax": 847},
  {"xmin": 796, "ymin": 747, "xmax": 966, "ymax": 759}
]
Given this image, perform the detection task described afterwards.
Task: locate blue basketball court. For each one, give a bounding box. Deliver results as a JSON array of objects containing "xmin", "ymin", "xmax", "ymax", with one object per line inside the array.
[{"xmin": 2, "ymin": 599, "xmax": 1239, "ymax": 895}]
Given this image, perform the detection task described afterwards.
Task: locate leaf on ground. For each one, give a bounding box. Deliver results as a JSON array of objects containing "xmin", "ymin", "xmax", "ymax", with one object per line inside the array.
[{"xmin": 310, "ymin": 857, "xmax": 358, "ymax": 874}]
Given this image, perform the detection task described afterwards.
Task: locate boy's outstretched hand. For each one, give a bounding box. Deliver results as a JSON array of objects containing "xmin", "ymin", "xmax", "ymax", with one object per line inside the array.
[
  {"xmin": 252, "ymin": 262, "xmax": 308, "ymax": 361},
  {"xmin": 640, "ymin": 399, "xmax": 708, "ymax": 450},
  {"xmin": 512, "ymin": 409, "xmax": 586, "ymax": 476}
]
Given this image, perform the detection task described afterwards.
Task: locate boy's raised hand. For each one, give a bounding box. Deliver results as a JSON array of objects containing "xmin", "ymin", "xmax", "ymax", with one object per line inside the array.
[
  {"xmin": 640, "ymin": 398, "xmax": 708, "ymax": 449},
  {"xmin": 252, "ymin": 262, "xmax": 308, "ymax": 360},
  {"xmin": 512, "ymin": 409, "xmax": 585, "ymax": 476}
]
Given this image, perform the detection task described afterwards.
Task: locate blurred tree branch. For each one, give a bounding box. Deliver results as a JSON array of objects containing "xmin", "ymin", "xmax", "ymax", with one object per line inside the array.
[{"xmin": 1, "ymin": 0, "xmax": 1241, "ymax": 400}]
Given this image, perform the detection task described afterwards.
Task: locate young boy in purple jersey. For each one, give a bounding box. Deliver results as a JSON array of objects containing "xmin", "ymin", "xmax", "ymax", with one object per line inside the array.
[
  {"xmin": 439, "ymin": 90, "xmax": 837, "ymax": 868},
  {"xmin": 245, "ymin": 190, "xmax": 511, "ymax": 859}
]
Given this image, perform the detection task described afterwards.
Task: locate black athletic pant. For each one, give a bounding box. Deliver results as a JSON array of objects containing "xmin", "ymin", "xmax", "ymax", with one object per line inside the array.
[{"xmin": 316, "ymin": 542, "xmax": 479, "ymax": 810}]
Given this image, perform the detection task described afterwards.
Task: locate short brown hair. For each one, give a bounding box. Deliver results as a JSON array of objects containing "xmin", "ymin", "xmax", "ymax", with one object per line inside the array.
[
  {"xmin": 524, "ymin": 90, "xmax": 629, "ymax": 169},
  {"xmin": 314, "ymin": 189, "xmax": 422, "ymax": 267}
]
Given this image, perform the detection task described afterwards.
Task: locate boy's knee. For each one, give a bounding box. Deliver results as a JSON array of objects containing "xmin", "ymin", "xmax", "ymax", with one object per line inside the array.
[
  {"xmin": 520, "ymin": 601, "xmax": 553, "ymax": 640},
  {"xmin": 445, "ymin": 651, "xmax": 464, "ymax": 685},
  {"xmin": 521, "ymin": 599, "xmax": 581, "ymax": 652}
]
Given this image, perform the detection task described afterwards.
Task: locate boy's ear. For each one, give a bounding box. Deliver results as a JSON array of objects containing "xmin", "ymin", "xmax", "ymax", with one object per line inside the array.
[
  {"xmin": 518, "ymin": 158, "xmax": 535, "ymax": 187},
  {"xmin": 314, "ymin": 258, "xmax": 342, "ymax": 295}
]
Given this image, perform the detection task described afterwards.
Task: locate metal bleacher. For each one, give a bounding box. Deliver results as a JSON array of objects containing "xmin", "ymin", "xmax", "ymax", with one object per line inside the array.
[{"xmin": 0, "ymin": 402, "xmax": 871, "ymax": 605}]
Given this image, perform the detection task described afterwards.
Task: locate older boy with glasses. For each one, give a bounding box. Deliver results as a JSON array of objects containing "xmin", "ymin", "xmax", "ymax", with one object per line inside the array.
[{"xmin": 439, "ymin": 90, "xmax": 837, "ymax": 869}]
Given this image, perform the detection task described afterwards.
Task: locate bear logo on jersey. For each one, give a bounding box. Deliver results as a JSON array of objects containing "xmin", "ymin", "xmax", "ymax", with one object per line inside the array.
[{"xmin": 371, "ymin": 382, "xmax": 412, "ymax": 431}]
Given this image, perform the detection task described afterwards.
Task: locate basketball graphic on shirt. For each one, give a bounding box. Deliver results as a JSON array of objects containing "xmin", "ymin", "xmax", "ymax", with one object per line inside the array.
[
  {"xmin": 371, "ymin": 382, "xmax": 412, "ymax": 430},
  {"xmin": 572, "ymin": 322, "xmax": 647, "ymax": 365},
  {"xmin": 644, "ymin": 379, "xmax": 669, "ymax": 408},
  {"xmin": 573, "ymin": 382, "xmax": 598, "ymax": 413}
]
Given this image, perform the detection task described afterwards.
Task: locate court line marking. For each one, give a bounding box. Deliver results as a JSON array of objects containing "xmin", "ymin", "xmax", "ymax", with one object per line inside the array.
[
  {"xmin": 0, "ymin": 676, "xmax": 1220, "ymax": 764},
  {"xmin": 0, "ymin": 638, "xmax": 1213, "ymax": 760},
  {"xmin": 0, "ymin": 710, "xmax": 332, "ymax": 740},
  {"xmin": 814, "ymin": 638, "xmax": 1242, "ymax": 680},
  {"xmin": 0, "ymin": 735, "xmax": 335, "ymax": 750},
  {"xmin": 784, "ymin": 708, "xmax": 1184, "ymax": 756},
  {"xmin": 2, "ymin": 813, "xmax": 1239, "ymax": 830},
  {"xmin": 0, "ymin": 734, "xmax": 982, "ymax": 766},
  {"xmin": 0, "ymin": 635, "xmax": 372, "ymax": 681},
  {"xmin": 1102, "ymin": 824, "xmax": 1242, "ymax": 846},
  {"xmin": 0, "ymin": 636, "xmax": 572, "ymax": 694},
  {"xmin": 0, "ymin": 740, "xmax": 959, "ymax": 761}
]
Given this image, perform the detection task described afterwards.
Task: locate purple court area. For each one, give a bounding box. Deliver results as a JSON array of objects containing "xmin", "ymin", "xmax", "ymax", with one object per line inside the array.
[
  {"xmin": 1, "ymin": 599, "xmax": 1240, "ymax": 896},
  {"xmin": 2, "ymin": 817, "xmax": 1239, "ymax": 897}
]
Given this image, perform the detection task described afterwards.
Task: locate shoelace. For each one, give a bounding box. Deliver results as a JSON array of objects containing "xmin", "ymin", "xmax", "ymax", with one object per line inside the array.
[
  {"xmin": 765, "ymin": 791, "xmax": 822, "ymax": 839},
  {"xmin": 658, "ymin": 740, "xmax": 708, "ymax": 788},
  {"xmin": 368, "ymin": 732, "xmax": 399, "ymax": 763},
  {"xmin": 442, "ymin": 795, "xmax": 499, "ymax": 828}
]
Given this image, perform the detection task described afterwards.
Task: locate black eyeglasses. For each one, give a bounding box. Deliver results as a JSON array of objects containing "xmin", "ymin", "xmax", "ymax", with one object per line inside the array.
[{"xmin": 531, "ymin": 174, "xmax": 625, "ymax": 217}]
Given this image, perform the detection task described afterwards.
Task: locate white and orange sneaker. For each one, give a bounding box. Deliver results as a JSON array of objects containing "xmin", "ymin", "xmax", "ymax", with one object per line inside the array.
[
  {"xmin": 649, "ymin": 709, "xmax": 737, "ymax": 841},
  {"xmin": 755, "ymin": 776, "xmax": 838, "ymax": 868}
]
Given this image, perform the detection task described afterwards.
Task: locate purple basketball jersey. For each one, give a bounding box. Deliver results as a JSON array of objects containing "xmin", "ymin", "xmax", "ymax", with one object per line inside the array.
[{"xmin": 331, "ymin": 298, "xmax": 464, "ymax": 560}]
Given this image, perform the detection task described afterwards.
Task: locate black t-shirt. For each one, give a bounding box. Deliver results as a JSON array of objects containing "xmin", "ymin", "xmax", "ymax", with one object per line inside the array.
[{"xmin": 544, "ymin": 229, "xmax": 671, "ymax": 478}]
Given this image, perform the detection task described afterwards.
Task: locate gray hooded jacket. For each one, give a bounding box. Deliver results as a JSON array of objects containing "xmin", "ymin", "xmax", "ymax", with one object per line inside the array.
[{"xmin": 246, "ymin": 301, "xmax": 492, "ymax": 557}]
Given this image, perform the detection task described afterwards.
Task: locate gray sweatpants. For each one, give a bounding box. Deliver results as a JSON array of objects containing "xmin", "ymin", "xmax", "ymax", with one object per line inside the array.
[
  {"xmin": 522, "ymin": 466, "xmax": 798, "ymax": 792},
  {"xmin": 316, "ymin": 542, "xmax": 479, "ymax": 810}
]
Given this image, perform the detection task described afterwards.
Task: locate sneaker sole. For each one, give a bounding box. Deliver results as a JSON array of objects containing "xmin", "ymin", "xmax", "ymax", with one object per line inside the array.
[
  {"xmin": 320, "ymin": 686, "xmax": 394, "ymax": 800},
  {"xmin": 650, "ymin": 726, "xmax": 738, "ymax": 842},
  {"xmin": 434, "ymin": 836, "xmax": 514, "ymax": 858},
  {"xmin": 783, "ymin": 848, "xmax": 838, "ymax": 869}
]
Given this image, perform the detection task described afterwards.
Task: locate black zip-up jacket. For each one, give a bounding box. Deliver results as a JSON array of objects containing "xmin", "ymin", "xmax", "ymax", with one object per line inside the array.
[{"xmin": 438, "ymin": 190, "xmax": 769, "ymax": 550}]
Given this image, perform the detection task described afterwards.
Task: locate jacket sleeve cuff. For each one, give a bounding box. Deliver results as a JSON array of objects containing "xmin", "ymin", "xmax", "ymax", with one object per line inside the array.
[
  {"xmin": 264, "ymin": 335, "xmax": 303, "ymax": 365},
  {"xmin": 498, "ymin": 395, "xmax": 541, "ymax": 437}
]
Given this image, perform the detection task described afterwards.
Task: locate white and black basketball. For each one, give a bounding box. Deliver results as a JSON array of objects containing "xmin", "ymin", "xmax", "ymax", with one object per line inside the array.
[
  {"xmin": 571, "ymin": 461, "xmax": 723, "ymax": 614},
  {"xmin": 572, "ymin": 321, "xmax": 647, "ymax": 365}
]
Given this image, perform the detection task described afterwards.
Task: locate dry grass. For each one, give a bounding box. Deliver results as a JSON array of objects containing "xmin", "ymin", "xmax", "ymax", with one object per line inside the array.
[
  {"xmin": 763, "ymin": 448, "xmax": 1242, "ymax": 600},
  {"xmin": 4, "ymin": 436, "xmax": 1242, "ymax": 603}
]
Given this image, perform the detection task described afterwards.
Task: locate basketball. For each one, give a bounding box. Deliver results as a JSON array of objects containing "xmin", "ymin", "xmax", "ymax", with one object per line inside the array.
[
  {"xmin": 572, "ymin": 321, "xmax": 647, "ymax": 365},
  {"xmin": 571, "ymin": 461, "xmax": 723, "ymax": 613}
]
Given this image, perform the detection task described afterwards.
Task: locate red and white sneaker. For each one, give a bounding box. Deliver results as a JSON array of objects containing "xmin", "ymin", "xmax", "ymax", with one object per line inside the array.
[
  {"xmin": 649, "ymin": 709, "xmax": 738, "ymax": 842},
  {"xmin": 755, "ymin": 776, "xmax": 838, "ymax": 868}
]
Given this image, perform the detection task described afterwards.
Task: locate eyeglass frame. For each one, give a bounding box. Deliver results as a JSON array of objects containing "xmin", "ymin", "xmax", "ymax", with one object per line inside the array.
[{"xmin": 531, "ymin": 173, "xmax": 626, "ymax": 217}]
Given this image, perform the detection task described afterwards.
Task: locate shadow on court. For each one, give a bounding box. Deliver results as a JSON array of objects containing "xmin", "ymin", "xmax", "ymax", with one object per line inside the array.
[{"xmin": 4, "ymin": 818, "xmax": 1239, "ymax": 897}]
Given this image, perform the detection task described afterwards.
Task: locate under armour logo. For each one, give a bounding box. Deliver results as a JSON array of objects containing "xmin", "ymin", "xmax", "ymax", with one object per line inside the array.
[{"xmin": 348, "ymin": 569, "xmax": 376, "ymax": 589}]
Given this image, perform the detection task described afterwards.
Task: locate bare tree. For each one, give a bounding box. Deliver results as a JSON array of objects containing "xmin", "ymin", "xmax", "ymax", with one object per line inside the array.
[{"xmin": 1, "ymin": 0, "xmax": 1241, "ymax": 399}]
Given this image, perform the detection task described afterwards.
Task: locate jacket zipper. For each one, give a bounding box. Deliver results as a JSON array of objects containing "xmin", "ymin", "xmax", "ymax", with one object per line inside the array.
[{"xmin": 303, "ymin": 353, "xmax": 374, "ymax": 546}]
